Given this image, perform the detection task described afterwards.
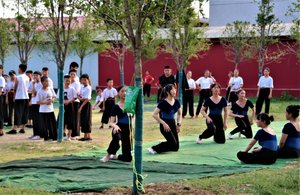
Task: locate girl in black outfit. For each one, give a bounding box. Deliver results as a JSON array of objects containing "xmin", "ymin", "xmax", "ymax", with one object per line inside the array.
[
  {"xmin": 196, "ymin": 83, "xmax": 228, "ymax": 144},
  {"xmin": 278, "ymin": 105, "xmax": 300, "ymax": 158},
  {"xmin": 148, "ymin": 84, "xmax": 182, "ymax": 154},
  {"xmin": 228, "ymin": 89, "xmax": 255, "ymax": 139},
  {"xmin": 100, "ymin": 86, "xmax": 133, "ymax": 162}
]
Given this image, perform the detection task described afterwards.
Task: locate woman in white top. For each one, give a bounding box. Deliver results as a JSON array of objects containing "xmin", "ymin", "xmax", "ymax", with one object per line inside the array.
[
  {"xmin": 228, "ymin": 69, "xmax": 243, "ymax": 104},
  {"xmin": 256, "ymin": 67, "xmax": 274, "ymax": 115},
  {"xmin": 195, "ymin": 70, "xmax": 214, "ymax": 117},
  {"xmin": 183, "ymin": 71, "xmax": 196, "ymax": 118}
]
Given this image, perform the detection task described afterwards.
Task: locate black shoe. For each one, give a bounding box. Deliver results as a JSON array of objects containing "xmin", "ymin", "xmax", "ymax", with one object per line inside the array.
[
  {"xmin": 19, "ymin": 129, "xmax": 25, "ymax": 134},
  {"xmin": 6, "ymin": 129, "xmax": 17, "ymax": 134},
  {"xmin": 99, "ymin": 125, "xmax": 104, "ymax": 129},
  {"xmin": 78, "ymin": 138, "xmax": 86, "ymax": 141},
  {"xmin": 25, "ymin": 125, "xmax": 33, "ymax": 128}
]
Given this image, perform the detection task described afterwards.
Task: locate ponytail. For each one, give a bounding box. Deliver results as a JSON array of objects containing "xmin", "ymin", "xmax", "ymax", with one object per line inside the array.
[
  {"xmin": 160, "ymin": 84, "xmax": 175, "ymax": 100},
  {"xmin": 257, "ymin": 113, "xmax": 274, "ymax": 125}
]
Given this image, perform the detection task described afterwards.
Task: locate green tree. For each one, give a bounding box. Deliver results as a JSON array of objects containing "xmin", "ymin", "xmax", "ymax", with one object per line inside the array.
[
  {"xmin": 0, "ymin": 19, "xmax": 12, "ymax": 67},
  {"xmin": 165, "ymin": 0, "xmax": 209, "ymax": 104},
  {"xmin": 221, "ymin": 20, "xmax": 256, "ymax": 69}
]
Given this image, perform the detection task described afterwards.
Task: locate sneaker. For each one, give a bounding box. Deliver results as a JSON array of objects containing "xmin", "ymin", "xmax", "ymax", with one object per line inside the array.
[
  {"xmin": 6, "ymin": 129, "xmax": 17, "ymax": 134},
  {"xmin": 110, "ymin": 154, "xmax": 118, "ymax": 160},
  {"xmin": 196, "ymin": 137, "xmax": 203, "ymax": 144},
  {"xmin": 31, "ymin": 136, "xmax": 41, "ymax": 140},
  {"xmin": 19, "ymin": 129, "xmax": 25, "ymax": 134},
  {"xmin": 63, "ymin": 136, "xmax": 68, "ymax": 141},
  {"xmin": 71, "ymin": 136, "xmax": 78, "ymax": 140},
  {"xmin": 100, "ymin": 156, "xmax": 109, "ymax": 163},
  {"xmin": 147, "ymin": 147, "xmax": 157, "ymax": 154},
  {"xmin": 28, "ymin": 135, "xmax": 35, "ymax": 139},
  {"xmin": 227, "ymin": 133, "xmax": 233, "ymax": 140}
]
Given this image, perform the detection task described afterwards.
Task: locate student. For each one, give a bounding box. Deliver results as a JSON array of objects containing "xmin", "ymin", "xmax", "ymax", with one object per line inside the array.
[
  {"xmin": 7, "ymin": 64, "xmax": 29, "ymax": 134},
  {"xmin": 100, "ymin": 86, "xmax": 133, "ymax": 162},
  {"xmin": 226, "ymin": 71, "xmax": 233, "ymax": 101},
  {"xmin": 157, "ymin": 66, "xmax": 176, "ymax": 103},
  {"xmin": 237, "ymin": 113, "xmax": 277, "ymax": 165},
  {"xmin": 5, "ymin": 70, "xmax": 16, "ymax": 127},
  {"xmin": 92, "ymin": 88, "xmax": 104, "ymax": 112},
  {"xmin": 37, "ymin": 76, "xmax": 57, "ymax": 141},
  {"xmin": 143, "ymin": 71, "xmax": 154, "ymax": 101},
  {"xmin": 183, "ymin": 70, "xmax": 196, "ymax": 118},
  {"xmin": 256, "ymin": 67, "xmax": 273, "ymax": 115},
  {"xmin": 100, "ymin": 78, "xmax": 117, "ymax": 129},
  {"xmin": 29, "ymin": 71, "xmax": 43, "ymax": 140},
  {"xmin": 278, "ymin": 105, "xmax": 300, "ymax": 158},
  {"xmin": 69, "ymin": 62, "xmax": 80, "ymax": 83},
  {"xmin": 78, "ymin": 74, "xmax": 92, "ymax": 141},
  {"xmin": 42, "ymin": 67, "xmax": 54, "ymax": 89},
  {"xmin": 58, "ymin": 75, "xmax": 77, "ymax": 141},
  {"xmin": 195, "ymin": 70, "xmax": 215, "ymax": 117},
  {"xmin": 148, "ymin": 84, "xmax": 182, "ymax": 154},
  {"xmin": 69, "ymin": 69, "xmax": 81, "ymax": 139},
  {"xmin": 196, "ymin": 83, "xmax": 228, "ymax": 144},
  {"xmin": 26, "ymin": 70, "xmax": 33, "ymax": 128},
  {"xmin": 227, "ymin": 89, "xmax": 255, "ymax": 139},
  {"xmin": 228, "ymin": 69, "xmax": 243, "ymax": 104},
  {"xmin": 0, "ymin": 65, "xmax": 5, "ymax": 136}
]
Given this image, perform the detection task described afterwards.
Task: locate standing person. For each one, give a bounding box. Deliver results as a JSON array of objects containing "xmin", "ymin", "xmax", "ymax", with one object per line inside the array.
[
  {"xmin": 228, "ymin": 69, "xmax": 243, "ymax": 104},
  {"xmin": 148, "ymin": 84, "xmax": 182, "ymax": 154},
  {"xmin": 69, "ymin": 69, "xmax": 81, "ymax": 139},
  {"xmin": 226, "ymin": 71, "xmax": 233, "ymax": 101},
  {"xmin": 26, "ymin": 70, "xmax": 33, "ymax": 128},
  {"xmin": 5, "ymin": 70, "xmax": 17, "ymax": 127},
  {"xmin": 157, "ymin": 66, "xmax": 176, "ymax": 103},
  {"xmin": 7, "ymin": 64, "xmax": 29, "ymax": 135},
  {"xmin": 69, "ymin": 62, "xmax": 80, "ymax": 83},
  {"xmin": 183, "ymin": 70, "xmax": 196, "ymax": 118},
  {"xmin": 100, "ymin": 78, "xmax": 117, "ymax": 129},
  {"xmin": 143, "ymin": 70, "xmax": 154, "ymax": 101},
  {"xmin": 227, "ymin": 89, "xmax": 255, "ymax": 139},
  {"xmin": 2, "ymin": 74, "xmax": 9, "ymax": 126},
  {"xmin": 0, "ymin": 65, "xmax": 5, "ymax": 136},
  {"xmin": 237, "ymin": 113, "xmax": 277, "ymax": 165},
  {"xmin": 78, "ymin": 74, "xmax": 92, "ymax": 141},
  {"xmin": 256, "ymin": 67, "xmax": 273, "ymax": 115},
  {"xmin": 28, "ymin": 71, "xmax": 43, "ymax": 140},
  {"xmin": 196, "ymin": 83, "xmax": 228, "ymax": 144},
  {"xmin": 195, "ymin": 70, "xmax": 214, "ymax": 117},
  {"xmin": 37, "ymin": 76, "xmax": 57, "ymax": 141},
  {"xmin": 100, "ymin": 86, "xmax": 133, "ymax": 162},
  {"xmin": 42, "ymin": 67, "xmax": 54, "ymax": 89},
  {"xmin": 278, "ymin": 105, "xmax": 300, "ymax": 158}
]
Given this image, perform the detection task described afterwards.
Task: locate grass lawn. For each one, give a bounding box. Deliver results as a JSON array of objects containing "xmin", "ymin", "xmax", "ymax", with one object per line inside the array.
[{"xmin": 0, "ymin": 96, "xmax": 299, "ymax": 194}]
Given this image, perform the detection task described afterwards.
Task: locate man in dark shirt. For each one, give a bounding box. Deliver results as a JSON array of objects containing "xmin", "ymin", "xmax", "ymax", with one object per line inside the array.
[{"xmin": 157, "ymin": 66, "xmax": 176, "ymax": 102}]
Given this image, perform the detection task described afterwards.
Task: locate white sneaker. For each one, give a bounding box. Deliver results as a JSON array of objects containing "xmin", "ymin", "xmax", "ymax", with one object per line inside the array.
[
  {"xmin": 147, "ymin": 147, "xmax": 157, "ymax": 154},
  {"xmin": 227, "ymin": 133, "xmax": 233, "ymax": 140},
  {"xmin": 28, "ymin": 135, "xmax": 34, "ymax": 139},
  {"xmin": 100, "ymin": 156, "xmax": 110, "ymax": 163},
  {"xmin": 196, "ymin": 138, "xmax": 203, "ymax": 144},
  {"xmin": 109, "ymin": 154, "xmax": 118, "ymax": 160},
  {"xmin": 31, "ymin": 135, "xmax": 41, "ymax": 140},
  {"xmin": 63, "ymin": 136, "xmax": 68, "ymax": 141}
]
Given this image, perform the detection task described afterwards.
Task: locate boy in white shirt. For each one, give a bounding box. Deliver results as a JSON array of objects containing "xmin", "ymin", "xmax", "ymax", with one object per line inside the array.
[{"xmin": 0, "ymin": 65, "xmax": 5, "ymax": 136}]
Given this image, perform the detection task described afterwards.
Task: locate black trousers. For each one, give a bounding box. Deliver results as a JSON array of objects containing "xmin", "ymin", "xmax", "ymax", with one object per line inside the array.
[
  {"xmin": 183, "ymin": 90, "xmax": 194, "ymax": 117},
  {"xmin": 101, "ymin": 98, "xmax": 115, "ymax": 124},
  {"xmin": 143, "ymin": 83, "xmax": 151, "ymax": 97},
  {"xmin": 157, "ymin": 88, "xmax": 162, "ymax": 103},
  {"xmin": 3, "ymin": 95, "xmax": 8, "ymax": 123},
  {"xmin": 256, "ymin": 88, "xmax": 271, "ymax": 115},
  {"xmin": 6, "ymin": 99, "xmax": 14, "ymax": 126},
  {"xmin": 229, "ymin": 91, "xmax": 238, "ymax": 103},
  {"xmin": 237, "ymin": 148, "xmax": 277, "ymax": 165},
  {"xmin": 196, "ymin": 89, "xmax": 211, "ymax": 116},
  {"xmin": 14, "ymin": 99, "xmax": 29, "ymax": 126},
  {"xmin": 31, "ymin": 104, "xmax": 41, "ymax": 136},
  {"xmin": 107, "ymin": 123, "xmax": 132, "ymax": 162},
  {"xmin": 199, "ymin": 115, "xmax": 225, "ymax": 144},
  {"xmin": 80, "ymin": 101, "xmax": 92, "ymax": 133},
  {"xmin": 230, "ymin": 116, "xmax": 253, "ymax": 138},
  {"xmin": 152, "ymin": 119, "xmax": 179, "ymax": 153},
  {"xmin": 0, "ymin": 96, "xmax": 3, "ymax": 129},
  {"xmin": 40, "ymin": 112, "xmax": 57, "ymax": 140},
  {"xmin": 278, "ymin": 147, "xmax": 300, "ymax": 158},
  {"xmin": 64, "ymin": 103, "xmax": 75, "ymax": 130},
  {"xmin": 71, "ymin": 101, "xmax": 80, "ymax": 137}
]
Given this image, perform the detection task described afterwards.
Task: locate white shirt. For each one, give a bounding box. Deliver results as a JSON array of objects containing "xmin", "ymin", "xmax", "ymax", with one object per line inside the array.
[
  {"xmin": 31, "ymin": 82, "xmax": 43, "ymax": 104},
  {"xmin": 79, "ymin": 85, "xmax": 92, "ymax": 100},
  {"xmin": 0, "ymin": 76, "xmax": 5, "ymax": 92},
  {"xmin": 257, "ymin": 76, "xmax": 274, "ymax": 88},
  {"xmin": 96, "ymin": 94, "xmax": 104, "ymax": 102},
  {"xmin": 75, "ymin": 75, "xmax": 80, "ymax": 83},
  {"xmin": 28, "ymin": 81, "xmax": 34, "ymax": 93},
  {"xmin": 56, "ymin": 86, "xmax": 77, "ymax": 101},
  {"xmin": 47, "ymin": 77, "xmax": 54, "ymax": 89},
  {"xmin": 15, "ymin": 74, "xmax": 29, "ymax": 100},
  {"xmin": 70, "ymin": 81, "xmax": 81, "ymax": 94},
  {"xmin": 195, "ymin": 77, "xmax": 214, "ymax": 89},
  {"xmin": 5, "ymin": 80, "xmax": 15, "ymax": 92},
  {"xmin": 37, "ymin": 87, "xmax": 56, "ymax": 113},
  {"xmin": 229, "ymin": 76, "xmax": 244, "ymax": 92},
  {"xmin": 102, "ymin": 88, "xmax": 117, "ymax": 100},
  {"xmin": 187, "ymin": 78, "xmax": 196, "ymax": 89}
]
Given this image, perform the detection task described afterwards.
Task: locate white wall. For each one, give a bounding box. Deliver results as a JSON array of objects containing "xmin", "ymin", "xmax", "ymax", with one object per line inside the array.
[
  {"xmin": 3, "ymin": 45, "xmax": 99, "ymax": 90},
  {"xmin": 209, "ymin": 0, "xmax": 299, "ymax": 26}
]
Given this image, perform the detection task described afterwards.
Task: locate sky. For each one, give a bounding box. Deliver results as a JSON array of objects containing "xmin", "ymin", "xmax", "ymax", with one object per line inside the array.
[{"xmin": 0, "ymin": 0, "xmax": 210, "ymax": 19}]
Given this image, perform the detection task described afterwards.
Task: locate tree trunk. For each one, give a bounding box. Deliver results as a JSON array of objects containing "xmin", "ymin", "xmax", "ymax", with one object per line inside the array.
[
  {"xmin": 258, "ymin": 25, "xmax": 265, "ymax": 78},
  {"xmin": 120, "ymin": 69, "xmax": 125, "ymax": 86},
  {"xmin": 133, "ymin": 48, "xmax": 143, "ymax": 194},
  {"xmin": 57, "ymin": 66, "xmax": 64, "ymax": 142},
  {"xmin": 178, "ymin": 68, "xmax": 183, "ymax": 105},
  {"xmin": 80, "ymin": 57, "xmax": 84, "ymax": 76}
]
